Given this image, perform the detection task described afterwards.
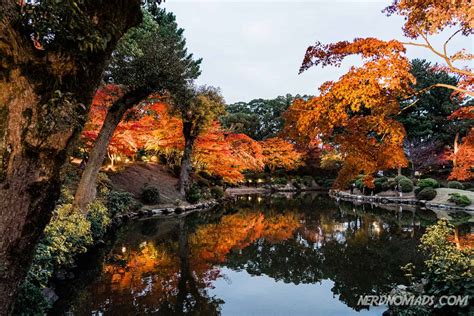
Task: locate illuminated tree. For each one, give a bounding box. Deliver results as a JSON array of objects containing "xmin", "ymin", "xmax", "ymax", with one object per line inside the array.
[
  {"xmin": 448, "ymin": 106, "xmax": 474, "ymax": 181},
  {"xmin": 286, "ymin": 2, "xmax": 472, "ymax": 188},
  {"xmin": 81, "ymin": 86, "xmax": 163, "ymax": 167},
  {"xmin": 176, "ymin": 86, "xmax": 226, "ymax": 195},
  {"xmin": 260, "ymin": 137, "xmax": 302, "ymax": 172},
  {"xmin": 74, "ymin": 9, "xmax": 201, "ymax": 210}
]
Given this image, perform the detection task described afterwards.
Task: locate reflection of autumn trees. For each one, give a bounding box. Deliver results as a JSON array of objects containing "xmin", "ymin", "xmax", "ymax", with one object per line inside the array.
[
  {"xmin": 79, "ymin": 209, "xmax": 301, "ymax": 314},
  {"xmin": 225, "ymin": 200, "xmax": 425, "ymax": 311},
  {"xmin": 63, "ymin": 195, "xmax": 470, "ymax": 314}
]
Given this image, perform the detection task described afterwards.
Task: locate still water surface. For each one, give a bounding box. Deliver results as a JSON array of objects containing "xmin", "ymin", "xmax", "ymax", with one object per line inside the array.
[{"xmin": 54, "ymin": 193, "xmax": 472, "ymax": 315}]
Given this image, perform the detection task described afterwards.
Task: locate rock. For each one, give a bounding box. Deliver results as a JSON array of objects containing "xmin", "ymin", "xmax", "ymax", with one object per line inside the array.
[
  {"xmin": 175, "ymin": 207, "xmax": 184, "ymax": 214},
  {"xmin": 42, "ymin": 287, "xmax": 59, "ymax": 305}
]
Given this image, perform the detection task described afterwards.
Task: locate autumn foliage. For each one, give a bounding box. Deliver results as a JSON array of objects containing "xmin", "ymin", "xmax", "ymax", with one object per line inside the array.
[
  {"xmin": 260, "ymin": 137, "xmax": 302, "ymax": 172},
  {"xmin": 448, "ymin": 106, "xmax": 474, "ymax": 181},
  {"xmin": 286, "ymin": 38, "xmax": 412, "ymax": 187},
  {"xmin": 82, "ymin": 85, "xmax": 160, "ymax": 159},
  {"xmin": 83, "ymin": 86, "xmax": 304, "ymax": 184}
]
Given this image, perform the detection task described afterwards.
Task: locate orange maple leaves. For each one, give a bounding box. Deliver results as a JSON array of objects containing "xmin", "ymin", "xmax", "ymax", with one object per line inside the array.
[
  {"xmin": 287, "ymin": 38, "xmax": 413, "ymax": 188},
  {"xmin": 260, "ymin": 137, "xmax": 302, "ymax": 172},
  {"xmin": 83, "ymin": 85, "xmax": 303, "ymax": 184}
]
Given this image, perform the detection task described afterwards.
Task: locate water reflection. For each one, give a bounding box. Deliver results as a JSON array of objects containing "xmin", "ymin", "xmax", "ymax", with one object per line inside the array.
[{"xmin": 57, "ymin": 194, "xmax": 472, "ymax": 315}]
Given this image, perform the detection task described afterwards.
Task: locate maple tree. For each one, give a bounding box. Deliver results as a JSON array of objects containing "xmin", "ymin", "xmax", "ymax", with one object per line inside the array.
[
  {"xmin": 74, "ymin": 9, "xmax": 201, "ymax": 210},
  {"xmin": 175, "ymin": 86, "xmax": 226, "ymax": 195},
  {"xmin": 384, "ymin": 1, "xmax": 473, "ymax": 98},
  {"xmin": 193, "ymin": 124, "xmax": 245, "ymax": 184},
  {"xmin": 260, "ymin": 137, "xmax": 302, "ymax": 172},
  {"xmin": 81, "ymin": 86, "xmax": 164, "ymax": 166},
  {"xmin": 447, "ymin": 106, "xmax": 474, "ymax": 181},
  {"xmin": 285, "ymin": 2, "xmax": 472, "ymax": 187},
  {"xmin": 225, "ymin": 133, "xmax": 265, "ymax": 172},
  {"xmin": 285, "ymin": 38, "xmax": 411, "ymax": 187}
]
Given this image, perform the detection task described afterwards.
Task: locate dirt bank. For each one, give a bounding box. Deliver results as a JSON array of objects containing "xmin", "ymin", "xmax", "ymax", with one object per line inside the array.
[{"xmin": 108, "ymin": 163, "xmax": 182, "ymax": 204}]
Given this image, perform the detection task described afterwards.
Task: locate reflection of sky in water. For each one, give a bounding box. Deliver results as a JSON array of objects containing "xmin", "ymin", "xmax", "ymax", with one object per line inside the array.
[{"xmin": 209, "ymin": 267, "xmax": 385, "ymax": 316}]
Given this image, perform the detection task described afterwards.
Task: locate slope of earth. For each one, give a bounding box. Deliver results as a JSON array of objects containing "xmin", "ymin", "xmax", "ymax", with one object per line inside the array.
[{"xmin": 108, "ymin": 162, "xmax": 182, "ymax": 205}]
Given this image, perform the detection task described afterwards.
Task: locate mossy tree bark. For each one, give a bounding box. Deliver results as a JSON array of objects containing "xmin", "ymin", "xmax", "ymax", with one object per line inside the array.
[{"xmin": 0, "ymin": 1, "xmax": 143, "ymax": 313}]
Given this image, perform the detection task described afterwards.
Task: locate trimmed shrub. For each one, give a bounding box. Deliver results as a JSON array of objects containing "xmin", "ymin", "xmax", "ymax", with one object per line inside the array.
[
  {"xmin": 374, "ymin": 177, "xmax": 389, "ymax": 193},
  {"xmin": 448, "ymin": 181, "xmax": 464, "ymax": 190},
  {"xmin": 399, "ymin": 178, "xmax": 414, "ymax": 193},
  {"xmin": 448, "ymin": 193, "xmax": 471, "ymax": 207},
  {"xmin": 416, "ymin": 187, "xmax": 437, "ymax": 201},
  {"xmin": 394, "ymin": 175, "xmax": 409, "ymax": 184},
  {"xmin": 107, "ymin": 190, "xmax": 134, "ymax": 215},
  {"xmin": 211, "ymin": 186, "xmax": 225, "ymax": 199},
  {"xmin": 354, "ymin": 179, "xmax": 363, "ymax": 190},
  {"xmin": 141, "ymin": 185, "xmax": 160, "ymax": 204},
  {"xmin": 186, "ymin": 184, "xmax": 202, "ymax": 203},
  {"xmin": 418, "ymin": 178, "xmax": 439, "ymax": 189},
  {"xmin": 387, "ymin": 179, "xmax": 397, "ymax": 190}
]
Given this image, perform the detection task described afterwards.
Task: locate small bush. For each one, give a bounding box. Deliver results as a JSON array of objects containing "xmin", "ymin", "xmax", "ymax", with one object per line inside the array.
[
  {"xmin": 387, "ymin": 179, "xmax": 397, "ymax": 190},
  {"xmin": 186, "ymin": 184, "xmax": 202, "ymax": 203},
  {"xmin": 141, "ymin": 185, "xmax": 160, "ymax": 204},
  {"xmin": 302, "ymin": 176, "xmax": 314, "ymax": 187},
  {"xmin": 107, "ymin": 190, "xmax": 134, "ymax": 215},
  {"xmin": 211, "ymin": 186, "xmax": 225, "ymax": 199},
  {"xmin": 418, "ymin": 178, "xmax": 439, "ymax": 189},
  {"xmin": 323, "ymin": 179, "xmax": 335, "ymax": 188},
  {"xmin": 87, "ymin": 200, "xmax": 111, "ymax": 239},
  {"xmin": 416, "ymin": 187, "xmax": 437, "ymax": 201},
  {"xmin": 97, "ymin": 172, "xmax": 112, "ymax": 193},
  {"xmin": 354, "ymin": 178, "xmax": 365, "ymax": 190},
  {"xmin": 196, "ymin": 176, "xmax": 211, "ymax": 188},
  {"xmin": 273, "ymin": 177, "xmax": 288, "ymax": 185},
  {"xmin": 447, "ymin": 181, "xmax": 464, "ymax": 190},
  {"xmin": 399, "ymin": 178, "xmax": 414, "ymax": 193},
  {"xmin": 394, "ymin": 175, "xmax": 409, "ymax": 184},
  {"xmin": 374, "ymin": 177, "xmax": 389, "ymax": 193},
  {"xmin": 448, "ymin": 193, "xmax": 471, "ymax": 206}
]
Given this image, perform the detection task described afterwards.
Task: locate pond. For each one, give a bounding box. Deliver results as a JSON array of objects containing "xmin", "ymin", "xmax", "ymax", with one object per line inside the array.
[{"xmin": 52, "ymin": 193, "xmax": 472, "ymax": 315}]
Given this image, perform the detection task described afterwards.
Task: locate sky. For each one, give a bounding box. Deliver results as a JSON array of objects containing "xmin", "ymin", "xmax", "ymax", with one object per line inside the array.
[{"xmin": 162, "ymin": 0, "xmax": 471, "ymax": 104}]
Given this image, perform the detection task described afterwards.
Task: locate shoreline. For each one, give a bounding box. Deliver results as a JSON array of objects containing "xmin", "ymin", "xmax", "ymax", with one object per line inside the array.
[{"xmin": 331, "ymin": 190, "xmax": 474, "ymax": 214}]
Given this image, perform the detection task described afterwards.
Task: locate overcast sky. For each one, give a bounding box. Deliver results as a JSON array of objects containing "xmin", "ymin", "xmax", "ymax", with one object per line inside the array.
[{"xmin": 162, "ymin": 0, "xmax": 470, "ymax": 104}]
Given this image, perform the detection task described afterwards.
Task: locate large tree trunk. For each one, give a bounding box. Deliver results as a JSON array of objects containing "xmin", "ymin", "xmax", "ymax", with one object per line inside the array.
[
  {"xmin": 0, "ymin": 2, "xmax": 143, "ymax": 313},
  {"xmin": 73, "ymin": 88, "xmax": 151, "ymax": 211},
  {"xmin": 178, "ymin": 122, "xmax": 195, "ymax": 196}
]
